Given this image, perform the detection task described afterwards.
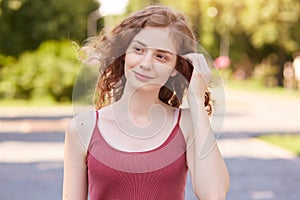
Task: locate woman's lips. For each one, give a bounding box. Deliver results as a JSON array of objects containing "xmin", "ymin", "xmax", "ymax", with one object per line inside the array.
[{"xmin": 133, "ymin": 71, "xmax": 154, "ymax": 81}]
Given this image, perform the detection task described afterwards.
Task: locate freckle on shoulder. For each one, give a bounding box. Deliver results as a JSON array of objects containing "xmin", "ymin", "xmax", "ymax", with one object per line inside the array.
[{"xmin": 66, "ymin": 110, "xmax": 97, "ymax": 150}]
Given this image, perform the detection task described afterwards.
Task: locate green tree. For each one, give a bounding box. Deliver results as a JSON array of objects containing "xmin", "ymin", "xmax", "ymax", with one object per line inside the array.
[
  {"xmin": 96, "ymin": 0, "xmax": 300, "ymax": 85},
  {"xmin": 160, "ymin": 0, "xmax": 300, "ymax": 84},
  {"xmin": 0, "ymin": 40, "xmax": 81, "ymax": 101},
  {"xmin": 237, "ymin": 0, "xmax": 300, "ymax": 84},
  {"xmin": 0, "ymin": 0, "xmax": 99, "ymax": 56}
]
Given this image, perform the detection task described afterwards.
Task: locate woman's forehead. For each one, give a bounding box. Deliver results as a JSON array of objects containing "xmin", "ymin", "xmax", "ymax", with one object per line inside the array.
[{"xmin": 131, "ymin": 27, "xmax": 177, "ymax": 53}]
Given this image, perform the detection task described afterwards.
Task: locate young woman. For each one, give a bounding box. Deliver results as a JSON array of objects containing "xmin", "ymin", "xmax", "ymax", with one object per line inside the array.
[{"xmin": 63, "ymin": 5, "xmax": 229, "ymax": 200}]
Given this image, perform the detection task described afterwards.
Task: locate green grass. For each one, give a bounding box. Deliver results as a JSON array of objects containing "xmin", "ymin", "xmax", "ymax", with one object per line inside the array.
[
  {"xmin": 224, "ymin": 78, "xmax": 300, "ymax": 99},
  {"xmin": 258, "ymin": 134, "xmax": 300, "ymax": 156},
  {"xmin": 0, "ymin": 98, "xmax": 71, "ymax": 107}
]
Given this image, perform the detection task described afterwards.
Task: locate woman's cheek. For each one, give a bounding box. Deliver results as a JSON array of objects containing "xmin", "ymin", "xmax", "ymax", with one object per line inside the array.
[
  {"xmin": 124, "ymin": 54, "xmax": 138, "ymax": 72},
  {"xmin": 153, "ymin": 64, "xmax": 173, "ymax": 84}
]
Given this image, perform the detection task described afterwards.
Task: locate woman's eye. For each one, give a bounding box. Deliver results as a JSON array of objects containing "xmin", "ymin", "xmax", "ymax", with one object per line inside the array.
[
  {"xmin": 157, "ymin": 54, "xmax": 168, "ymax": 61},
  {"xmin": 133, "ymin": 46, "xmax": 144, "ymax": 53}
]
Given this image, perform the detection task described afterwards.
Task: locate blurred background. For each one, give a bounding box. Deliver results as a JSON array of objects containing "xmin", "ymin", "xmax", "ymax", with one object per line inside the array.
[{"xmin": 0, "ymin": 0, "xmax": 300, "ymax": 199}]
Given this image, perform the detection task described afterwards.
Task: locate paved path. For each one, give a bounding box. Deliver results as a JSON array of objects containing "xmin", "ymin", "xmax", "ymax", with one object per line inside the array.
[{"xmin": 0, "ymin": 89, "xmax": 300, "ymax": 199}]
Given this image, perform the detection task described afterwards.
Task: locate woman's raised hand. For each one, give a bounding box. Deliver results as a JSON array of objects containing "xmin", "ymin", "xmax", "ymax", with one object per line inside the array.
[{"xmin": 182, "ymin": 53, "xmax": 212, "ymax": 103}]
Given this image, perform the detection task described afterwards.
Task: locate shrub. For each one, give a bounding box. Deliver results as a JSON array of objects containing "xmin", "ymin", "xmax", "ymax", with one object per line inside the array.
[{"xmin": 0, "ymin": 40, "xmax": 81, "ymax": 102}]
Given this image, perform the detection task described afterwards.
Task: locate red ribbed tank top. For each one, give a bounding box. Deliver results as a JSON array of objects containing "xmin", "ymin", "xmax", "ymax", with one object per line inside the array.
[{"xmin": 87, "ymin": 109, "xmax": 188, "ymax": 200}]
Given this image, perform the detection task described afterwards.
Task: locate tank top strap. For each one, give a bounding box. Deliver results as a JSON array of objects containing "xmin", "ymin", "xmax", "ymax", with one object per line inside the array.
[
  {"xmin": 174, "ymin": 108, "xmax": 181, "ymax": 125},
  {"xmin": 87, "ymin": 110, "xmax": 100, "ymax": 153},
  {"xmin": 93, "ymin": 109, "xmax": 101, "ymax": 133},
  {"xmin": 94, "ymin": 109, "xmax": 99, "ymax": 129},
  {"xmin": 178, "ymin": 108, "xmax": 182, "ymax": 121},
  {"xmin": 95, "ymin": 109, "xmax": 99, "ymax": 120}
]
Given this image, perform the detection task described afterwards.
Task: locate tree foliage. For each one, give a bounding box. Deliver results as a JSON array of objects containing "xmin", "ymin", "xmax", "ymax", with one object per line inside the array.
[
  {"xmin": 0, "ymin": 0, "xmax": 99, "ymax": 56},
  {"xmin": 0, "ymin": 40, "xmax": 81, "ymax": 101},
  {"xmin": 126, "ymin": 0, "xmax": 300, "ymax": 83},
  {"xmin": 1, "ymin": 0, "xmax": 300, "ymax": 103}
]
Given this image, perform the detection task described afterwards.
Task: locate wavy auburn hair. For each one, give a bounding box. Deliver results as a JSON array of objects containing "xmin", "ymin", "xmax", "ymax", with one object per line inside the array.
[{"xmin": 89, "ymin": 5, "xmax": 212, "ymax": 114}]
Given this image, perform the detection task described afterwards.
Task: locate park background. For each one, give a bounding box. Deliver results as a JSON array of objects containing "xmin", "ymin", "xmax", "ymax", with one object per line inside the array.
[{"xmin": 0, "ymin": 0, "xmax": 300, "ymax": 199}]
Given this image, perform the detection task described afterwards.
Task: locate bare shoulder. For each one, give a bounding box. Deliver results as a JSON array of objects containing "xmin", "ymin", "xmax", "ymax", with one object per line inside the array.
[
  {"xmin": 179, "ymin": 108, "xmax": 193, "ymax": 143},
  {"xmin": 66, "ymin": 110, "xmax": 97, "ymax": 151}
]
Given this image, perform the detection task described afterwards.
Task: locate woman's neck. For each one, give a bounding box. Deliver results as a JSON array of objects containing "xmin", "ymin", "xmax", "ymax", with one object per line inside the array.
[
  {"xmin": 116, "ymin": 83, "xmax": 163, "ymax": 126},
  {"xmin": 124, "ymin": 84, "xmax": 161, "ymax": 112}
]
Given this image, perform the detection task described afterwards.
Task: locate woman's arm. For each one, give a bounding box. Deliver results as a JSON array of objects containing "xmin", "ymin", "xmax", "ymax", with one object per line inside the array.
[
  {"xmin": 62, "ymin": 118, "xmax": 89, "ymax": 200},
  {"xmin": 183, "ymin": 108, "xmax": 229, "ymax": 200},
  {"xmin": 181, "ymin": 53, "xmax": 230, "ymax": 200}
]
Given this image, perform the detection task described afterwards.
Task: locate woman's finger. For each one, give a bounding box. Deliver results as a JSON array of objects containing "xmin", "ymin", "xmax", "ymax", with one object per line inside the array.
[{"xmin": 183, "ymin": 53, "xmax": 212, "ymax": 84}]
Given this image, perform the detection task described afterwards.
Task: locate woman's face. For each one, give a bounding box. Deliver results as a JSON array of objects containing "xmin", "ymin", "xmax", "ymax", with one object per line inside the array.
[{"xmin": 124, "ymin": 27, "xmax": 177, "ymax": 92}]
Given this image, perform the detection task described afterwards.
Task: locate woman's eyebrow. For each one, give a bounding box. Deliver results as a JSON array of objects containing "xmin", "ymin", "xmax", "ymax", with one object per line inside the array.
[
  {"xmin": 131, "ymin": 40, "xmax": 174, "ymax": 55},
  {"xmin": 131, "ymin": 40, "xmax": 147, "ymax": 47},
  {"xmin": 156, "ymin": 49, "xmax": 174, "ymax": 55}
]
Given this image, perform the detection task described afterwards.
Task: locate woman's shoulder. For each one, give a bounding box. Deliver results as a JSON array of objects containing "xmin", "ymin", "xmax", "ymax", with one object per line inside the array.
[{"xmin": 66, "ymin": 109, "xmax": 97, "ymax": 151}]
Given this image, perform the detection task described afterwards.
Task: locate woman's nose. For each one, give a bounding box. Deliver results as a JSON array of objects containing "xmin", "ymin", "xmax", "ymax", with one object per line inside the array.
[{"xmin": 139, "ymin": 52, "xmax": 153, "ymax": 70}]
